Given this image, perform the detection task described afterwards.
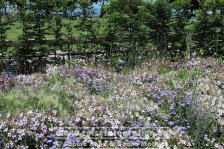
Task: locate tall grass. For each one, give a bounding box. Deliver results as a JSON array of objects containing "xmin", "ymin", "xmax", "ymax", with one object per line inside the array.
[{"xmin": 0, "ymin": 75, "xmax": 73, "ymax": 116}]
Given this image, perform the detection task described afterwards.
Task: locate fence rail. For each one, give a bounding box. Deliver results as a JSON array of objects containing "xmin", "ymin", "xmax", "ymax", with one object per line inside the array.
[{"xmin": 2, "ymin": 37, "xmax": 104, "ymax": 47}]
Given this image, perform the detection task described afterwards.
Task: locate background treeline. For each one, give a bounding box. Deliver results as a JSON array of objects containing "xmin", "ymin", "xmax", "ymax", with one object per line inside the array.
[{"xmin": 0, "ymin": 0, "xmax": 224, "ymax": 71}]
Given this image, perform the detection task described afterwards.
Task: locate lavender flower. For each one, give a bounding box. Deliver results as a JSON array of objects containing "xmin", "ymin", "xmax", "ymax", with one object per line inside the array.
[
  {"xmin": 168, "ymin": 121, "xmax": 175, "ymax": 126},
  {"xmin": 185, "ymin": 98, "xmax": 191, "ymax": 105}
]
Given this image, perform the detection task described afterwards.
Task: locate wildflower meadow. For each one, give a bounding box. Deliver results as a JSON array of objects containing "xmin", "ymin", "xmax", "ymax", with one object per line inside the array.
[
  {"xmin": 0, "ymin": 58, "xmax": 223, "ymax": 148},
  {"xmin": 0, "ymin": 0, "xmax": 224, "ymax": 148}
]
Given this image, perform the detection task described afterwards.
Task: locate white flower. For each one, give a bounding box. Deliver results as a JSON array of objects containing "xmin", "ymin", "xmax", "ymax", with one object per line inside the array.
[
  {"xmin": 163, "ymin": 132, "xmax": 170, "ymax": 140},
  {"xmin": 7, "ymin": 132, "xmax": 12, "ymax": 137},
  {"xmin": 147, "ymin": 117, "xmax": 151, "ymax": 121},
  {"xmin": 76, "ymin": 118, "xmax": 80, "ymax": 122},
  {"xmin": 179, "ymin": 139, "xmax": 186, "ymax": 145},
  {"xmin": 108, "ymin": 131, "xmax": 114, "ymax": 137},
  {"xmin": 157, "ymin": 129, "xmax": 163, "ymax": 137},
  {"xmin": 145, "ymin": 134, "xmax": 150, "ymax": 140}
]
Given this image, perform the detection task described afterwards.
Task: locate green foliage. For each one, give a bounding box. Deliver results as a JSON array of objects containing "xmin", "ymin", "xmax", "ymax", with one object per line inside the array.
[
  {"xmin": 17, "ymin": 10, "xmax": 35, "ymax": 57},
  {"xmin": 0, "ymin": 1, "xmax": 11, "ymax": 56},
  {"xmin": 168, "ymin": 0, "xmax": 193, "ymax": 58},
  {"xmin": 186, "ymin": 102, "xmax": 222, "ymax": 148},
  {"xmin": 149, "ymin": 0, "xmax": 171, "ymax": 51},
  {"xmin": 193, "ymin": 0, "xmax": 224, "ymax": 56},
  {"xmin": 75, "ymin": 0, "xmax": 98, "ymax": 53},
  {"xmin": 1, "ymin": 0, "xmax": 224, "ymax": 63},
  {"xmin": 100, "ymin": 0, "xmax": 152, "ymax": 67}
]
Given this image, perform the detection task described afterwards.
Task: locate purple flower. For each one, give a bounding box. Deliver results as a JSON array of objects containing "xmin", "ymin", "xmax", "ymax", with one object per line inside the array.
[
  {"xmin": 8, "ymin": 73, "xmax": 16, "ymax": 79},
  {"xmin": 155, "ymin": 95, "xmax": 161, "ymax": 100},
  {"xmin": 67, "ymin": 134, "xmax": 80, "ymax": 143},
  {"xmin": 168, "ymin": 121, "xmax": 175, "ymax": 126},
  {"xmin": 180, "ymin": 126, "xmax": 187, "ymax": 131},
  {"xmin": 185, "ymin": 98, "xmax": 191, "ymax": 105},
  {"xmin": 153, "ymin": 94, "xmax": 161, "ymax": 100},
  {"xmin": 56, "ymin": 133, "xmax": 64, "ymax": 137},
  {"xmin": 157, "ymin": 101, "xmax": 162, "ymax": 106},
  {"xmin": 170, "ymin": 111, "xmax": 176, "ymax": 115},
  {"xmin": 53, "ymin": 140, "xmax": 59, "ymax": 145},
  {"xmin": 38, "ymin": 134, "xmax": 44, "ymax": 138},
  {"xmin": 47, "ymin": 134, "xmax": 55, "ymax": 139},
  {"xmin": 172, "ymin": 91, "xmax": 177, "ymax": 95},
  {"xmin": 164, "ymin": 117, "xmax": 169, "ymax": 122},
  {"xmin": 47, "ymin": 140, "xmax": 53, "ymax": 143},
  {"xmin": 194, "ymin": 101, "xmax": 199, "ymax": 106},
  {"xmin": 201, "ymin": 109, "xmax": 206, "ymax": 113},
  {"xmin": 179, "ymin": 95, "xmax": 184, "ymax": 98},
  {"xmin": 180, "ymin": 103, "xmax": 185, "ymax": 107},
  {"xmin": 161, "ymin": 90, "xmax": 168, "ymax": 96},
  {"xmin": 146, "ymin": 93, "xmax": 151, "ymax": 97},
  {"xmin": 0, "ymin": 139, "xmax": 4, "ymax": 145},
  {"xmin": 169, "ymin": 105, "xmax": 175, "ymax": 111},
  {"xmin": 49, "ymin": 145, "xmax": 57, "ymax": 149},
  {"xmin": 131, "ymin": 141, "xmax": 140, "ymax": 146},
  {"xmin": 172, "ymin": 91, "xmax": 177, "ymax": 97},
  {"xmin": 63, "ymin": 143, "xmax": 69, "ymax": 148},
  {"xmin": 150, "ymin": 123, "xmax": 158, "ymax": 132},
  {"xmin": 24, "ymin": 76, "xmax": 32, "ymax": 85},
  {"xmin": 174, "ymin": 125, "xmax": 179, "ymax": 129},
  {"xmin": 174, "ymin": 126, "xmax": 187, "ymax": 131},
  {"xmin": 0, "ymin": 77, "xmax": 5, "ymax": 88}
]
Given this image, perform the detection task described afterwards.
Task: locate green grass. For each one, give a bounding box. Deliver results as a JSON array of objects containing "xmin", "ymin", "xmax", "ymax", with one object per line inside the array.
[
  {"xmin": 0, "ymin": 76, "xmax": 74, "ymax": 116},
  {"xmin": 157, "ymin": 64, "xmax": 174, "ymax": 74},
  {"xmin": 6, "ymin": 21, "xmax": 22, "ymax": 40},
  {"xmin": 6, "ymin": 19, "xmax": 81, "ymax": 41}
]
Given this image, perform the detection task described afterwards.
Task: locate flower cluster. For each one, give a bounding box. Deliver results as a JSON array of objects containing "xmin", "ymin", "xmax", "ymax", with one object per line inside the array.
[
  {"xmin": 0, "ymin": 110, "xmax": 65, "ymax": 148},
  {"xmin": 0, "ymin": 72, "xmax": 15, "ymax": 90},
  {"xmin": 14, "ymin": 74, "xmax": 48, "ymax": 89},
  {"xmin": 0, "ymin": 57, "xmax": 223, "ymax": 148}
]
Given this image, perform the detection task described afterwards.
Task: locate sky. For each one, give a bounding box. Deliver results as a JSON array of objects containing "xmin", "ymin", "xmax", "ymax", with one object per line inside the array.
[
  {"xmin": 5, "ymin": 2, "xmax": 103, "ymax": 16},
  {"xmin": 93, "ymin": 2, "xmax": 102, "ymax": 16}
]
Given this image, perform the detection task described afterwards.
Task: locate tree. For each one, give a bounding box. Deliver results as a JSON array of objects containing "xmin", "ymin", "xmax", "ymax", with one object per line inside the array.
[
  {"xmin": 99, "ymin": 0, "xmax": 152, "ymax": 68},
  {"xmin": 75, "ymin": 0, "xmax": 98, "ymax": 55},
  {"xmin": 193, "ymin": 0, "xmax": 224, "ymax": 56},
  {"xmin": 167, "ymin": 0, "xmax": 192, "ymax": 58},
  {"xmin": 148, "ymin": 0, "xmax": 171, "ymax": 53},
  {"xmin": 0, "ymin": 0, "xmax": 10, "ymax": 57}
]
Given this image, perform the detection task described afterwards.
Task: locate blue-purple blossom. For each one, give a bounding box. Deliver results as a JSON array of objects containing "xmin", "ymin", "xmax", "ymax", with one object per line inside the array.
[
  {"xmin": 56, "ymin": 133, "xmax": 64, "ymax": 137},
  {"xmin": 47, "ymin": 140, "xmax": 53, "ymax": 143},
  {"xmin": 169, "ymin": 105, "xmax": 175, "ymax": 111},
  {"xmin": 168, "ymin": 121, "xmax": 175, "ymax": 126},
  {"xmin": 185, "ymin": 98, "xmax": 191, "ymax": 105},
  {"xmin": 174, "ymin": 125, "xmax": 187, "ymax": 131},
  {"xmin": 164, "ymin": 117, "xmax": 169, "ymax": 122},
  {"xmin": 131, "ymin": 140, "xmax": 141, "ymax": 146},
  {"xmin": 180, "ymin": 103, "xmax": 185, "ymax": 107},
  {"xmin": 146, "ymin": 93, "xmax": 151, "ymax": 97},
  {"xmin": 150, "ymin": 123, "xmax": 158, "ymax": 132},
  {"xmin": 161, "ymin": 90, "xmax": 168, "ymax": 96},
  {"xmin": 49, "ymin": 145, "xmax": 57, "ymax": 149}
]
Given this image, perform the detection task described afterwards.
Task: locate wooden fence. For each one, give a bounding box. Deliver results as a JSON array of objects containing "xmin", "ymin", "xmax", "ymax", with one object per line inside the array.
[{"xmin": 3, "ymin": 37, "xmax": 103, "ymax": 47}]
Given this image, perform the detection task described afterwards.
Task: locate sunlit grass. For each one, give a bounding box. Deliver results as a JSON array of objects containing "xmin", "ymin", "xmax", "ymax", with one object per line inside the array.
[{"xmin": 6, "ymin": 19, "xmax": 81, "ymax": 41}]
